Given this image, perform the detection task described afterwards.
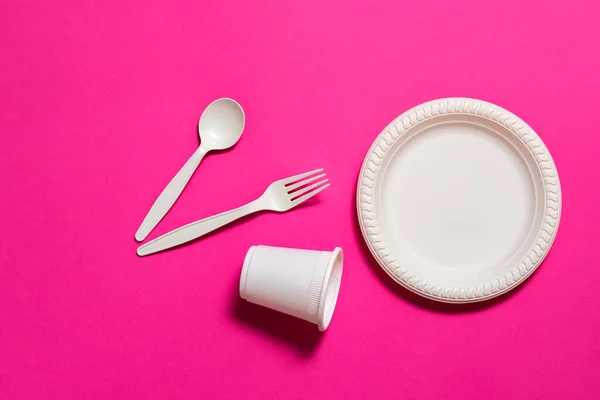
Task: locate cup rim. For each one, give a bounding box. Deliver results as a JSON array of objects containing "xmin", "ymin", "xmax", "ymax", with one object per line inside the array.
[{"xmin": 317, "ymin": 247, "xmax": 344, "ymax": 331}]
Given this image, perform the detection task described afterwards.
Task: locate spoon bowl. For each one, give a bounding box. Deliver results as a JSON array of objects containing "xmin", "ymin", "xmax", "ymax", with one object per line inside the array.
[{"xmin": 199, "ymin": 98, "xmax": 245, "ymax": 151}]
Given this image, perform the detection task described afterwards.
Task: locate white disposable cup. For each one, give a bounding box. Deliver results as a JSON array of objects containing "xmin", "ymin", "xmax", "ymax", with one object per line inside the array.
[{"xmin": 239, "ymin": 245, "xmax": 343, "ymax": 331}]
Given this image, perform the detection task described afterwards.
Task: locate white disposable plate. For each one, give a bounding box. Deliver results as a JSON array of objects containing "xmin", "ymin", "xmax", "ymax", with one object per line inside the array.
[{"xmin": 357, "ymin": 98, "xmax": 561, "ymax": 303}]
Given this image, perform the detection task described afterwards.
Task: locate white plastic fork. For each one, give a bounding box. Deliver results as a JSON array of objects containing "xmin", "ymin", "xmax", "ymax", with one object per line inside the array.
[{"xmin": 136, "ymin": 168, "xmax": 330, "ymax": 256}]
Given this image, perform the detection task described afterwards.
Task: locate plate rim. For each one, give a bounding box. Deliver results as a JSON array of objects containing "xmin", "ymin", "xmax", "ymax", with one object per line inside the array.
[{"xmin": 356, "ymin": 97, "xmax": 562, "ymax": 303}]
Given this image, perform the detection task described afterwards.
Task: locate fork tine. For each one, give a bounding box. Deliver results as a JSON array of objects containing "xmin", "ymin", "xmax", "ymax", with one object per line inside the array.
[
  {"xmin": 287, "ymin": 173, "xmax": 326, "ymax": 192},
  {"xmin": 282, "ymin": 168, "xmax": 324, "ymax": 186},
  {"xmin": 290, "ymin": 179, "xmax": 329, "ymax": 199},
  {"xmin": 291, "ymin": 182, "xmax": 330, "ymax": 205}
]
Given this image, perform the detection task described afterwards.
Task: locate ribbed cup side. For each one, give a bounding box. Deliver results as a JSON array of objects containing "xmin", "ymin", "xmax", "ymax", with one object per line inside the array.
[{"xmin": 306, "ymin": 252, "xmax": 330, "ymax": 323}]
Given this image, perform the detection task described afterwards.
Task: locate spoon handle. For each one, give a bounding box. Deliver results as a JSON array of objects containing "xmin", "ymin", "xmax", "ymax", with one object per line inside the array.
[{"xmin": 135, "ymin": 146, "xmax": 208, "ymax": 242}]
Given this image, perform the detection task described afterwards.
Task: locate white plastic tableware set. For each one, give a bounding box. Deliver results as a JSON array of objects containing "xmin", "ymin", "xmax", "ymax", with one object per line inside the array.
[
  {"xmin": 136, "ymin": 97, "xmax": 562, "ymax": 330},
  {"xmin": 135, "ymin": 98, "xmax": 340, "ymax": 331}
]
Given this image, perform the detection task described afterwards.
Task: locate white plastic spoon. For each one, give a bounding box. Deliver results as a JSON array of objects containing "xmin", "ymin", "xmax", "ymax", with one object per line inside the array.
[{"xmin": 135, "ymin": 98, "xmax": 245, "ymax": 242}]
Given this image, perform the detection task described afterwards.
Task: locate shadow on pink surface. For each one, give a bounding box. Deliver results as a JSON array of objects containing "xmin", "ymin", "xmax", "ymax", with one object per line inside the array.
[{"xmin": 229, "ymin": 276, "xmax": 323, "ymax": 357}]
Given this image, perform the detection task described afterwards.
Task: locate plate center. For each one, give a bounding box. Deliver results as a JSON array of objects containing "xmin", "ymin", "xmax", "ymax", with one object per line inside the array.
[{"xmin": 380, "ymin": 121, "xmax": 535, "ymax": 280}]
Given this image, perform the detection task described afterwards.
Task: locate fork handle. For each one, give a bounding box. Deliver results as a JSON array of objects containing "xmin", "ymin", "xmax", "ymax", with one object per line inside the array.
[{"xmin": 136, "ymin": 200, "xmax": 262, "ymax": 256}]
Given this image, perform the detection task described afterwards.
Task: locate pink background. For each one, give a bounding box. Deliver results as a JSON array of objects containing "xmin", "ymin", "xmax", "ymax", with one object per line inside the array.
[{"xmin": 1, "ymin": 1, "xmax": 599, "ymax": 399}]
